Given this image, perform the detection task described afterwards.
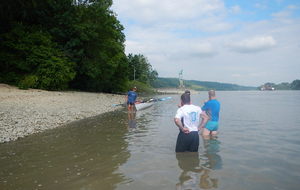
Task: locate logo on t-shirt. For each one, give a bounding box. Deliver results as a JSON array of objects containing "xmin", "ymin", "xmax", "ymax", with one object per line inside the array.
[{"xmin": 189, "ymin": 112, "xmax": 198, "ymax": 122}]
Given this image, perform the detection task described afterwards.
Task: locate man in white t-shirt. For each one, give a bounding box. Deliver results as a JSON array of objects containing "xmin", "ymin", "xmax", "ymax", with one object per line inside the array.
[{"xmin": 174, "ymin": 93, "xmax": 208, "ymax": 152}]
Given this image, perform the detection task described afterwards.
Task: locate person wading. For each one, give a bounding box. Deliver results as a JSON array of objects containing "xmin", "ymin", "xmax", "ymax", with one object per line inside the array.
[
  {"xmin": 126, "ymin": 87, "xmax": 137, "ymax": 112},
  {"xmin": 201, "ymin": 90, "xmax": 221, "ymax": 138},
  {"xmin": 174, "ymin": 93, "xmax": 208, "ymax": 152}
]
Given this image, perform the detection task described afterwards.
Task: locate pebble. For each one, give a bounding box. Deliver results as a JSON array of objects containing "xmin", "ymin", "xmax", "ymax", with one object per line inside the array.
[{"xmin": 0, "ymin": 84, "xmax": 124, "ymax": 143}]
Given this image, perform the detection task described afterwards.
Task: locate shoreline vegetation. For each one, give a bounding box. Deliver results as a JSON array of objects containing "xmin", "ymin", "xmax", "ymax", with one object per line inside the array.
[{"xmin": 0, "ymin": 84, "xmax": 125, "ymax": 143}]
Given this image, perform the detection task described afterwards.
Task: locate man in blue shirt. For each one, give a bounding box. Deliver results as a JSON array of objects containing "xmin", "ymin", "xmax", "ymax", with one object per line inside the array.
[
  {"xmin": 126, "ymin": 87, "xmax": 137, "ymax": 112},
  {"xmin": 201, "ymin": 90, "xmax": 221, "ymax": 137}
]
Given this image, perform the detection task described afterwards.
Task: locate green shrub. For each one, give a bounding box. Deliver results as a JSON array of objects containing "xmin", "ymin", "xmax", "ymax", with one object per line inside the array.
[
  {"xmin": 35, "ymin": 56, "xmax": 75, "ymax": 90},
  {"xmin": 18, "ymin": 75, "xmax": 38, "ymax": 89},
  {"xmin": 0, "ymin": 23, "xmax": 76, "ymax": 91},
  {"xmin": 126, "ymin": 81, "xmax": 156, "ymax": 95}
]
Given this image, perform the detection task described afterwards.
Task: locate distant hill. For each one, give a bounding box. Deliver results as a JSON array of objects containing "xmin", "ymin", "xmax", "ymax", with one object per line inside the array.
[
  {"xmin": 152, "ymin": 77, "xmax": 256, "ymax": 91},
  {"xmin": 259, "ymin": 80, "xmax": 300, "ymax": 90}
]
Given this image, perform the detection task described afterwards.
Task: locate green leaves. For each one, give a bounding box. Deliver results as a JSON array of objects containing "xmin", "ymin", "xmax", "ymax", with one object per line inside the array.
[
  {"xmin": 18, "ymin": 75, "xmax": 38, "ymax": 90},
  {"xmin": 291, "ymin": 80, "xmax": 300, "ymax": 90},
  {"xmin": 0, "ymin": 0, "xmax": 157, "ymax": 93},
  {"xmin": 35, "ymin": 56, "xmax": 75, "ymax": 90},
  {"xmin": 0, "ymin": 23, "xmax": 75, "ymax": 90},
  {"xmin": 127, "ymin": 54, "xmax": 158, "ymax": 85}
]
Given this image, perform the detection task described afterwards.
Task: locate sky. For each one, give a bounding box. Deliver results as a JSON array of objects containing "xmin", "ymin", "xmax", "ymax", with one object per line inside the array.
[{"xmin": 111, "ymin": 0, "xmax": 300, "ymax": 86}]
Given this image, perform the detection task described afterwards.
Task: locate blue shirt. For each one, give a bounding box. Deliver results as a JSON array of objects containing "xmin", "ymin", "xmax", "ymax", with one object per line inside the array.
[
  {"xmin": 127, "ymin": 91, "xmax": 137, "ymax": 103},
  {"xmin": 202, "ymin": 99, "xmax": 220, "ymax": 122}
]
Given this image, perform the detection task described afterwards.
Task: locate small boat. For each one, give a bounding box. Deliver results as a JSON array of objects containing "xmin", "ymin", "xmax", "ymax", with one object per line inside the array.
[{"xmin": 135, "ymin": 102, "xmax": 154, "ymax": 111}]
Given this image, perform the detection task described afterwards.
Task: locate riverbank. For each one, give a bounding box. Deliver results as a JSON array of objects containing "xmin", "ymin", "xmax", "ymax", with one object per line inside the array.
[
  {"xmin": 156, "ymin": 88, "xmax": 199, "ymax": 94},
  {"xmin": 0, "ymin": 84, "xmax": 125, "ymax": 143}
]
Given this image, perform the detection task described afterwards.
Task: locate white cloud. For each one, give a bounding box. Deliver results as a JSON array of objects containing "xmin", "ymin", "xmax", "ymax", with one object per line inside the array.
[
  {"xmin": 112, "ymin": 0, "xmax": 300, "ymax": 86},
  {"xmin": 255, "ymin": 3, "xmax": 265, "ymax": 9},
  {"xmin": 113, "ymin": 0, "xmax": 225, "ymax": 23},
  {"xmin": 231, "ymin": 74, "xmax": 242, "ymax": 77},
  {"xmin": 229, "ymin": 5, "xmax": 241, "ymax": 14},
  {"xmin": 228, "ymin": 36, "xmax": 277, "ymax": 53},
  {"xmin": 188, "ymin": 43, "xmax": 217, "ymax": 57},
  {"xmin": 272, "ymin": 5, "xmax": 299, "ymax": 19}
]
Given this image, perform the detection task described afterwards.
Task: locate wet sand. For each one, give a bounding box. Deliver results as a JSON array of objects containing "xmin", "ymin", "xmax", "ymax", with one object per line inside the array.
[{"xmin": 0, "ymin": 84, "xmax": 125, "ymax": 143}]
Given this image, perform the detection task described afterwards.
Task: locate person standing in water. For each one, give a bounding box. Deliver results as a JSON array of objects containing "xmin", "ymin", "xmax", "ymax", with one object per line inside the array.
[
  {"xmin": 174, "ymin": 93, "xmax": 208, "ymax": 152},
  {"xmin": 201, "ymin": 90, "xmax": 221, "ymax": 137},
  {"xmin": 126, "ymin": 87, "xmax": 137, "ymax": 112}
]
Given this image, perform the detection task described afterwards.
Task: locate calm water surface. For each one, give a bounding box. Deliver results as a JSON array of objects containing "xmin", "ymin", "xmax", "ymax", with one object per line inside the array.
[{"xmin": 1, "ymin": 91, "xmax": 300, "ymax": 190}]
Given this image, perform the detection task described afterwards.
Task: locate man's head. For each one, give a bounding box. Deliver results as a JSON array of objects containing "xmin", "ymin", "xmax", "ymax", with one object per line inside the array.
[
  {"xmin": 133, "ymin": 87, "xmax": 137, "ymax": 91},
  {"xmin": 184, "ymin": 90, "xmax": 191, "ymax": 95},
  {"xmin": 208, "ymin": 90, "xmax": 216, "ymax": 99},
  {"xmin": 181, "ymin": 92, "xmax": 191, "ymax": 105}
]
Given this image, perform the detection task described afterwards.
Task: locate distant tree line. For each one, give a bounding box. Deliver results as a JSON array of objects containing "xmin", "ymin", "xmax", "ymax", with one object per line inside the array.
[
  {"xmin": 153, "ymin": 78, "xmax": 300, "ymax": 91},
  {"xmin": 152, "ymin": 77, "xmax": 256, "ymax": 91},
  {"xmin": 0, "ymin": 0, "xmax": 157, "ymax": 92},
  {"xmin": 259, "ymin": 80, "xmax": 300, "ymax": 90}
]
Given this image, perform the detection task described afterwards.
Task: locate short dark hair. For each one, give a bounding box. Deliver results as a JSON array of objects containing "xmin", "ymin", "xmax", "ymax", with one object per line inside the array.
[
  {"xmin": 184, "ymin": 90, "xmax": 190, "ymax": 95},
  {"xmin": 181, "ymin": 93, "xmax": 190, "ymax": 105}
]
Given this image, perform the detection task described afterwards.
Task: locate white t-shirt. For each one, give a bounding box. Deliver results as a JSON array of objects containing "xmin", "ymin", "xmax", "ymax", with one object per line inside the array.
[{"xmin": 175, "ymin": 104, "xmax": 203, "ymax": 132}]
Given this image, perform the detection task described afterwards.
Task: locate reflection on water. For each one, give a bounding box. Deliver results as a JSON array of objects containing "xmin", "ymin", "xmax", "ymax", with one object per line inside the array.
[
  {"xmin": 200, "ymin": 137, "xmax": 222, "ymax": 189},
  {"xmin": 0, "ymin": 111, "xmax": 131, "ymax": 190},
  {"xmin": 176, "ymin": 152, "xmax": 202, "ymax": 189},
  {"xmin": 176, "ymin": 137, "xmax": 222, "ymax": 190},
  {"xmin": 202, "ymin": 137, "xmax": 222, "ymax": 170},
  {"xmin": 128, "ymin": 111, "xmax": 137, "ymax": 129}
]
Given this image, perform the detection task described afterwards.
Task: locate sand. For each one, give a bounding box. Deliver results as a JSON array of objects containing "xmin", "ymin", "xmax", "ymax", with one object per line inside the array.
[{"xmin": 0, "ymin": 84, "xmax": 125, "ymax": 143}]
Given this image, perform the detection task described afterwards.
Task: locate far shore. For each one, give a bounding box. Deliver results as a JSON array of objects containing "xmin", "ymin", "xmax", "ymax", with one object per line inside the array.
[
  {"xmin": 156, "ymin": 88, "xmax": 200, "ymax": 94},
  {"xmin": 0, "ymin": 84, "xmax": 125, "ymax": 143}
]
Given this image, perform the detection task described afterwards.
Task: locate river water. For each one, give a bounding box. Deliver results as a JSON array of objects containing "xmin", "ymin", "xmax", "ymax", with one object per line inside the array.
[{"xmin": 1, "ymin": 91, "xmax": 300, "ymax": 190}]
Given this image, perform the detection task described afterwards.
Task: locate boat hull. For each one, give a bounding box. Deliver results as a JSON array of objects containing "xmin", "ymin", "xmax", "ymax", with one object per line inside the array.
[{"xmin": 135, "ymin": 102, "xmax": 154, "ymax": 111}]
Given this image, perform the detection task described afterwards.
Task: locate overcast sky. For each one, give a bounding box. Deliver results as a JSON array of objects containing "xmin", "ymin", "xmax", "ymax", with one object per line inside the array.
[{"xmin": 112, "ymin": 0, "xmax": 300, "ymax": 86}]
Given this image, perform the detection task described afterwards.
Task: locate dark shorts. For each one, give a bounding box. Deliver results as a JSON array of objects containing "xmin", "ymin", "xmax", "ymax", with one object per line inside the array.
[
  {"xmin": 175, "ymin": 131, "xmax": 199, "ymax": 152},
  {"xmin": 127, "ymin": 101, "xmax": 135, "ymax": 105}
]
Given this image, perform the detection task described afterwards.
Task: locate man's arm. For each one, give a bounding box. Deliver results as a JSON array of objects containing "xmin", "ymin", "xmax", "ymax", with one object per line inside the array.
[
  {"xmin": 201, "ymin": 101, "xmax": 208, "ymax": 111},
  {"xmin": 199, "ymin": 111, "xmax": 209, "ymax": 131},
  {"xmin": 125, "ymin": 91, "xmax": 130, "ymax": 102},
  {"xmin": 174, "ymin": 118, "xmax": 190, "ymax": 134}
]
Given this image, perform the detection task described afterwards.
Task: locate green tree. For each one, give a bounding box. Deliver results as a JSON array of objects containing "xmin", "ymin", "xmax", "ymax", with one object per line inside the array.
[
  {"xmin": 291, "ymin": 80, "xmax": 300, "ymax": 90},
  {"xmin": 274, "ymin": 82, "xmax": 291, "ymax": 90},
  {"xmin": 127, "ymin": 54, "xmax": 158, "ymax": 85},
  {"xmin": 0, "ymin": 23, "xmax": 75, "ymax": 90},
  {"xmin": 0, "ymin": 0, "xmax": 128, "ymax": 92},
  {"xmin": 68, "ymin": 0, "xmax": 128, "ymax": 92}
]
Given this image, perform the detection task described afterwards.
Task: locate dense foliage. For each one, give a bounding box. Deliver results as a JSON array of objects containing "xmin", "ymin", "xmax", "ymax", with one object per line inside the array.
[
  {"xmin": 152, "ymin": 77, "xmax": 256, "ymax": 91},
  {"xmin": 259, "ymin": 80, "xmax": 300, "ymax": 90},
  {"xmin": 127, "ymin": 54, "xmax": 158, "ymax": 85},
  {"xmin": 0, "ymin": 23, "xmax": 76, "ymax": 90},
  {"xmin": 290, "ymin": 80, "xmax": 300, "ymax": 90},
  {"xmin": 0, "ymin": 0, "xmax": 157, "ymax": 92}
]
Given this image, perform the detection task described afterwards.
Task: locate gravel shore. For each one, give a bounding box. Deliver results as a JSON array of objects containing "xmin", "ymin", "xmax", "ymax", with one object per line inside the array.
[{"xmin": 0, "ymin": 84, "xmax": 125, "ymax": 143}]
